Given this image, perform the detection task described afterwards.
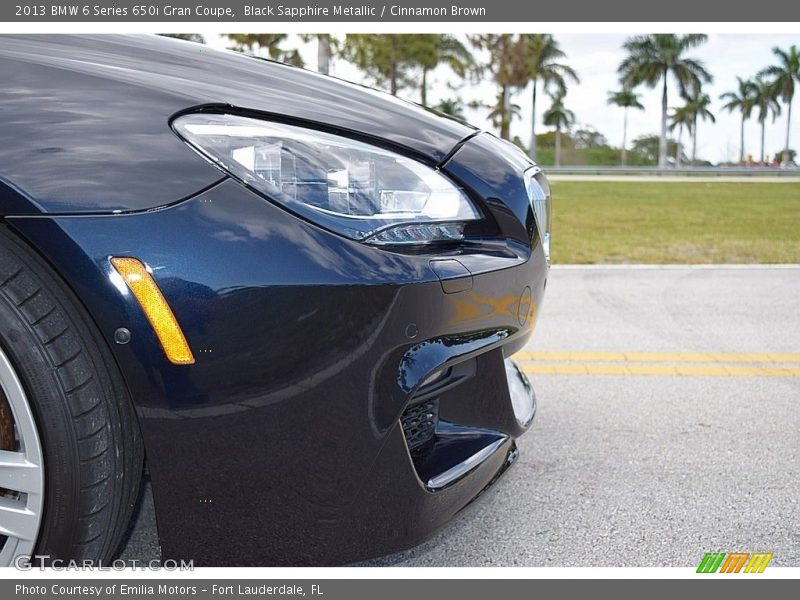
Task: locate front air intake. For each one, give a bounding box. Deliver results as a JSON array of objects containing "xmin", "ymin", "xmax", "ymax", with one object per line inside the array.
[{"xmin": 401, "ymin": 398, "xmax": 439, "ymax": 455}]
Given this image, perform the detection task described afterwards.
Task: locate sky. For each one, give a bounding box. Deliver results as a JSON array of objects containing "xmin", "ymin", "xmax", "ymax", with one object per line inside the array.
[{"xmin": 205, "ymin": 33, "xmax": 800, "ymax": 164}]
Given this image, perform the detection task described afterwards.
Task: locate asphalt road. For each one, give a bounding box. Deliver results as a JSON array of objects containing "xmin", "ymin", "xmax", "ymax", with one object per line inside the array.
[{"xmin": 119, "ymin": 265, "xmax": 800, "ymax": 567}]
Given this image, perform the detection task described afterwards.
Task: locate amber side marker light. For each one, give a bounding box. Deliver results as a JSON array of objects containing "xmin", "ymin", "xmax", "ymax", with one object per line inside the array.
[{"xmin": 110, "ymin": 257, "xmax": 196, "ymax": 365}]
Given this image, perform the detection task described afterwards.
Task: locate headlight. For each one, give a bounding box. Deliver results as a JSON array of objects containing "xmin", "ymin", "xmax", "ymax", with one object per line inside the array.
[
  {"xmin": 525, "ymin": 167, "xmax": 551, "ymax": 264},
  {"xmin": 172, "ymin": 112, "xmax": 480, "ymax": 245}
]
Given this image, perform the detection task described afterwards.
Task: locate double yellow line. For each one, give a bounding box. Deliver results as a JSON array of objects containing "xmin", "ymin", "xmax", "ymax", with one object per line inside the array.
[{"xmin": 516, "ymin": 351, "xmax": 800, "ymax": 377}]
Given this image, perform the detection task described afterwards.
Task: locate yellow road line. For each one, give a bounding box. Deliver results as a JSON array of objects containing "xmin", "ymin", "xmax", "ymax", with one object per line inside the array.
[
  {"xmin": 522, "ymin": 364, "xmax": 800, "ymax": 377},
  {"xmin": 514, "ymin": 351, "xmax": 800, "ymax": 363}
]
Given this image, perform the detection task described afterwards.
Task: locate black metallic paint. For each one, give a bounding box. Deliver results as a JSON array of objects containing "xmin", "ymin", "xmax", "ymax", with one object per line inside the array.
[
  {"xmin": 0, "ymin": 35, "xmax": 549, "ymax": 565},
  {"xmin": 0, "ymin": 34, "xmax": 474, "ymax": 215},
  {"xmin": 443, "ymin": 132, "xmax": 540, "ymax": 246},
  {"xmin": 7, "ymin": 176, "xmax": 546, "ymax": 564}
]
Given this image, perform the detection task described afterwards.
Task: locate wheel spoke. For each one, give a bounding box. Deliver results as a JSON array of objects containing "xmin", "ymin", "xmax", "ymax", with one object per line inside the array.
[
  {"xmin": 0, "ymin": 450, "xmax": 42, "ymax": 495},
  {"xmin": 0, "ymin": 497, "xmax": 39, "ymax": 541},
  {"xmin": 0, "ymin": 343, "xmax": 45, "ymax": 563}
]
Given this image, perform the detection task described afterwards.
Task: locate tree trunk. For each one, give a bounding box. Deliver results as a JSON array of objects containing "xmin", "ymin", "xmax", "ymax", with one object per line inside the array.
[
  {"xmin": 692, "ymin": 115, "xmax": 698, "ymax": 165},
  {"xmin": 675, "ymin": 126, "xmax": 682, "ymax": 168},
  {"xmin": 621, "ymin": 106, "xmax": 628, "ymax": 166},
  {"xmin": 389, "ymin": 36, "xmax": 398, "ymax": 96},
  {"xmin": 528, "ymin": 78, "xmax": 538, "ymax": 160},
  {"xmin": 555, "ymin": 127, "xmax": 562, "ymax": 167},
  {"xmin": 784, "ymin": 98, "xmax": 793, "ymax": 165},
  {"xmin": 500, "ymin": 84, "xmax": 511, "ymax": 140},
  {"xmin": 760, "ymin": 120, "xmax": 766, "ymax": 164},
  {"xmin": 317, "ymin": 34, "xmax": 331, "ymax": 75},
  {"xmin": 659, "ymin": 69, "xmax": 668, "ymax": 168},
  {"xmin": 421, "ymin": 68, "xmax": 428, "ymax": 107},
  {"xmin": 739, "ymin": 114, "xmax": 745, "ymax": 164},
  {"xmin": 390, "ymin": 61, "xmax": 398, "ymax": 96}
]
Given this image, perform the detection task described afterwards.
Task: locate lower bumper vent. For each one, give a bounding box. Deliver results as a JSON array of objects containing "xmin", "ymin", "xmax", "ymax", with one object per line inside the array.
[{"xmin": 401, "ymin": 398, "xmax": 439, "ymax": 454}]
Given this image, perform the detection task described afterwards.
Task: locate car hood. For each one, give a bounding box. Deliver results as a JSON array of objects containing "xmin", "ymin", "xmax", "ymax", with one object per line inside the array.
[{"xmin": 0, "ymin": 34, "xmax": 475, "ymax": 215}]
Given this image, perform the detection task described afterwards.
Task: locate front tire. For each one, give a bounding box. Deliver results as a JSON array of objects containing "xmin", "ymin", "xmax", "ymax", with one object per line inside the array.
[{"xmin": 0, "ymin": 225, "xmax": 143, "ymax": 566}]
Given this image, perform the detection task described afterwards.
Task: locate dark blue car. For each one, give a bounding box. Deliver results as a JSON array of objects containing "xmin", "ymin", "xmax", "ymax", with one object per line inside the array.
[{"xmin": 0, "ymin": 34, "xmax": 549, "ymax": 566}]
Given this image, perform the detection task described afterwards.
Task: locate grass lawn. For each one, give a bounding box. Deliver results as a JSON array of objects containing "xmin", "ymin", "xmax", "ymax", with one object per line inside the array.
[{"xmin": 550, "ymin": 181, "xmax": 800, "ymax": 264}]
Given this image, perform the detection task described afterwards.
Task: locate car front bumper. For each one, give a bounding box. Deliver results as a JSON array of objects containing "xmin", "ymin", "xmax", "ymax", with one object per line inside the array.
[{"xmin": 9, "ymin": 133, "xmax": 548, "ymax": 565}]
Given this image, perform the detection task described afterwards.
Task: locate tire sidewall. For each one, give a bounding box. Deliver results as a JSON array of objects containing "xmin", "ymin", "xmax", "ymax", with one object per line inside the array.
[{"xmin": 0, "ymin": 290, "xmax": 81, "ymax": 561}]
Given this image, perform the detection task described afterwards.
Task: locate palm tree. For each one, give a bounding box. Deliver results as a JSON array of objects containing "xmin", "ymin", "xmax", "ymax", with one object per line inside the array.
[
  {"xmin": 720, "ymin": 77, "xmax": 758, "ymax": 164},
  {"xmin": 760, "ymin": 45, "xmax": 800, "ymax": 165},
  {"xmin": 411, "ymin": 35, "xmax": 474, "ymax": 107},
  {"xmin": 299, "ymin": 34, "xmax": 337, "ymax": 75},
  {"xmin": 225, "ymin": 34, "xmax": 303, "ymax": 67},
  {"xmin": 342, "ymin": 34, "xmax": 419, "ymax": 96},
  {"xmin": 521, "ymin": 34, "xmax": 579, "ymax": 161},
  {"xmin": 542, "ymin": 92, "xmax": 575, "ymax": 167},
  {"xmin": 469, "ymin": 35, "xmax": 528, "ymax": 139},
  {"xmin": 485, "ymin": 90, "xmax": 522, "ymax": 135},
  {"xmin": 682, "ymin": 89, "xmax": 715, "ymax": 164},
  {"xmin": 618, "ymin": 34, "xmax": 712, "ymax": 168},
  {"xmin": 752, "ymin": 76, "xmax": 782, "ymax": 163},
  {"xmin": 669, "ymin": 105, "xmax": 694, "ymax": 167},
  {"xmin": 607, "ymin": 88, "xmax": 644, "ymax": 165},
  {"xmin": 433, "ymin": 98, "xmax": 466, "ymax": 121}
]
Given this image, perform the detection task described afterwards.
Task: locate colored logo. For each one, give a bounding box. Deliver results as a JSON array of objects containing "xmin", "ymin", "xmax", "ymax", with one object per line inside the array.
[{"xmin": 697, "ymin": 552, "xmax": 773, "ymax": 573}]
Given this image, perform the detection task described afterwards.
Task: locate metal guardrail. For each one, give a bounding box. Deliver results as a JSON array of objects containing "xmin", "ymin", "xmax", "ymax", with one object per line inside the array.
[{"xmin": 543, "ymin": 166, "xmax": 800, "ymax": 177}]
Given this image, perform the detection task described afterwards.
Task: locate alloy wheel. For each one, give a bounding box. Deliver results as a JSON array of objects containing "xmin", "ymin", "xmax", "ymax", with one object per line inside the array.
[{"xmin": 0, "ymin": 345, "xmax": 44, "ymax": 566}]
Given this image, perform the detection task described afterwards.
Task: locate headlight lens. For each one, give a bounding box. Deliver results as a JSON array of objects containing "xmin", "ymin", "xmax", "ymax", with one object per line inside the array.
[
  {"xmin": 525, "ymin": 167, "xmax": 551, "ymax": 264},
  {"xmin": 173, "ymin": 113, "xmax": 480, "ymax": 244}
]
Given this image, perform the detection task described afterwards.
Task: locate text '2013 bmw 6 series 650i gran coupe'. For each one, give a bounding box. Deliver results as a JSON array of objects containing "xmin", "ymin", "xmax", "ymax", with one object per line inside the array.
[{"xmin": 0, "ymin": 34, "xmax": 550, "ymax": 566}]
